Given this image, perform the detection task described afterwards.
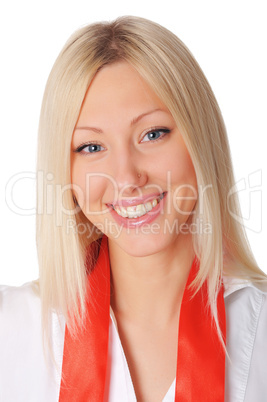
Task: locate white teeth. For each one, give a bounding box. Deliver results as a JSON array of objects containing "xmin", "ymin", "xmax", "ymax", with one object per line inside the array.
[
  {"xmin": 145, "ymin": 201, "xmax": 152, "ymax": 212},
  {"xmin": 136, "ymin": 204, "xmax": 146, "ymax": 214},
  {"xmin": 126, "ymin": 206, "xmax": 136, "ymax": 212},
  {"xmin": 127, "ymin": 210, "xmax": 139, "ymax": 219},
  {"xmin": 113, "ymin": 195, "xmax": 163, "ymax": 219},
  {"xmin": 115, "ymin": 206, "xmax": 127, "ymax": 217},
  {"xmin": 120, "ymin": 206, "xmax": 127, "ymax": 215}
]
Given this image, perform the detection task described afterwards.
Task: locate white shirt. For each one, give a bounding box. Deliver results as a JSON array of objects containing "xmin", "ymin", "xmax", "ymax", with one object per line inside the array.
[{"xmin": 0, "ymin": 278, "xmax": 267, "ymax": 402}]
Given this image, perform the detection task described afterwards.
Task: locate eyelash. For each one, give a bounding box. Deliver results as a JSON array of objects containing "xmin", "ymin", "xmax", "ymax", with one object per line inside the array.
[
  {"xmin": 141, "ymin": 128, "xmax": 170, "ymax": 143},
  {"xmin": 74, "ymin": 141, "xmax": 105, "ymax": 154},
  {"xmin": 74, "ymin": 127, "xmax": 171, "ymax": 154}
]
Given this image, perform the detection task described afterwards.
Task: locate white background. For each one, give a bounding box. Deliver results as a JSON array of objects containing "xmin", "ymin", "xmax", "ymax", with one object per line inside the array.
[{"xmin": 0, "ymin": 0, "xmax": 266, "ymax": 285}]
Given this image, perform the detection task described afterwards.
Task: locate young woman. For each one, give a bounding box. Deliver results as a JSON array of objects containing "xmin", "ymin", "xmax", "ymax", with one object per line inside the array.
[{"xmin": 1, "ymin": 16, "xmax": 266, "ymax": 402}]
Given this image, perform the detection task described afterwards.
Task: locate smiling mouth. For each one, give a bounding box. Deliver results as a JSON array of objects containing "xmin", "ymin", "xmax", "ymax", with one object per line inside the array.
[{"xmin": 110, "ymin": 192, "xmax": 166, "ymax": 219}]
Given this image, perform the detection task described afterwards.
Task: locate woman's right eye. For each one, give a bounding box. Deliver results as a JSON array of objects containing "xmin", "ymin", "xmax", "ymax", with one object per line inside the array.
[{"xmin": 74, "ymin": 143, "xmax": 105, "ymax": 154}]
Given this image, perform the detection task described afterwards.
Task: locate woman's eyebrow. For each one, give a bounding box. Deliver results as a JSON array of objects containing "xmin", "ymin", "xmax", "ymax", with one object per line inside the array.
[
  {"xmin": 74, "ymin": 108, "xmax": 166, "ymax": 133},
  {"xmin": 74, "ymin": 126, "xmax": 103, "ymax": 133},
  {"xmin": 130, "ymin": 108, "xmax": 165, "ymax": 126}
]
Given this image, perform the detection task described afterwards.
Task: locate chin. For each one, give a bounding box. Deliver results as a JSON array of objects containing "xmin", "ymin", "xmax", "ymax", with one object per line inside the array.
[{"xmin": 108, "ymin": 230, "xmax": 176, "ymax": 258}]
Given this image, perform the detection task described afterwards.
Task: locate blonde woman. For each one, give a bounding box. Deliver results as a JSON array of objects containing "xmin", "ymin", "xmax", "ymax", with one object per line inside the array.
[{"xmin": 1, "ymin": 16, "xmax": 266, "ymax": 402}]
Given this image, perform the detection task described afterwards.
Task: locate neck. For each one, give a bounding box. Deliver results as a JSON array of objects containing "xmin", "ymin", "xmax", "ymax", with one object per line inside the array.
[{"xmin": 109, "ymin": 233, "xmax": 195, "ymax": 329}]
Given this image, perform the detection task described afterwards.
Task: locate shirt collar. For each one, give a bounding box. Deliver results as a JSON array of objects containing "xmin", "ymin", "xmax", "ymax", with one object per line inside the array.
[{"xmin": 223, "ymin": 275, "xmax": 267, "ymax": 297}]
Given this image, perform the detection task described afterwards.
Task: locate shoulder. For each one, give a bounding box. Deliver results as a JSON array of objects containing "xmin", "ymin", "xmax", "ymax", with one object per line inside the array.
[
  {"xmin": 0, "ymin": 280, "xmax": 40, "ymax": 302},
  {"xmin": 224, "ymin": 275, "xmax": 267, "ymax": 313},
  {"xmin": 0, "ymin": 281, "xmax": 42, "ymax": 352},
  {"xmin": 223, "ymin": 275, "xmax": 267, "ymax": 350},
  {"xmin": 223, "ymin": 277, "xmax": 267, "ymax": 401},
  {"xmin": 0, "ymin": 281, "xmax": 41, "ymax": 322},
  {"xmin": 223, "ymin": 276, "xmax": 267, "ymax": 338},
  {"xmin": 0, "ymin": 281, "xmax": 64, "ymax": 401}
]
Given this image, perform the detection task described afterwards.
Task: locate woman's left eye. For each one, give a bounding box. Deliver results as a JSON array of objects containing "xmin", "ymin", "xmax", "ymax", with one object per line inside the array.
[
  {"xmin": 141, "ymin": 128, "xmax": 171, "ymax": 143},
  {"xmin": 74, "ymin": 143, "xmax": 105, "ymax": 154}
]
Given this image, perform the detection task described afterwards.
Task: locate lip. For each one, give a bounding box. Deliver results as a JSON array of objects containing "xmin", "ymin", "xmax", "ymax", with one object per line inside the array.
[
  {"xmin": 107, "ymin": 192, "xmax": 166, "ymax": 208},
  {"xmin": 107, "ymin": 192, "xmax": 167, "ymax": 229}
]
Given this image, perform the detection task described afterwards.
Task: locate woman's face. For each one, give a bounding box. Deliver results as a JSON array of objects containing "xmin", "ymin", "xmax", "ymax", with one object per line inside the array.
[{"xmin": 71, "ymin": 61, "xmax": 197, "ymax": 257}]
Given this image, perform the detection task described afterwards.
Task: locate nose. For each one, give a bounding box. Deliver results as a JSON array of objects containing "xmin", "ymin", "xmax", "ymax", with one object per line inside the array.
[{"xmin": 112, "ymin": 151, "xmax": 148, "ymax": 196}]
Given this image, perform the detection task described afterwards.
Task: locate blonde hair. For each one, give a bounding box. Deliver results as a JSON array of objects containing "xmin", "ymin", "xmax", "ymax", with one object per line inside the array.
[{"xmin": 37, "ymin": 16, "xmax": 265, "ymax": 339}]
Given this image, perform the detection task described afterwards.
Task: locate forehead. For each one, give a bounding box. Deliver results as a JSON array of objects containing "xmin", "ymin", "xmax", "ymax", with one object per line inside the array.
[{"xmin": 77, "ymin": 61, "xmax": 169, "ymax": 125}]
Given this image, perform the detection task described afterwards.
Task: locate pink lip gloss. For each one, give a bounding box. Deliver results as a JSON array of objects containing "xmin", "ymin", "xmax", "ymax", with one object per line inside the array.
[{"xmin": 107, "ymin": 192, "xmax": 167, "ymax": 229}]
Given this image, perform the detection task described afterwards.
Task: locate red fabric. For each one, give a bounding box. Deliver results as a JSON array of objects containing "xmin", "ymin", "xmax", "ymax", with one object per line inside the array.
[
  {"xmin": 59, "ymin": 236, "xmax": 110, "ymax": 401},
  {"xmin": 59, "ymin": 236, "xmax": 226, "ymax": 401},
  {"xmin": 175, "ymin": 260, "xmax": 226, "ymax": 401}
]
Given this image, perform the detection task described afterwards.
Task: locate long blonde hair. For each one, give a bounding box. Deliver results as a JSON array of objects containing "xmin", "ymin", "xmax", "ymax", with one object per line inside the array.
[{"xmin": 37, "ymin": 16, "xmax": 265, "ymax": 338}]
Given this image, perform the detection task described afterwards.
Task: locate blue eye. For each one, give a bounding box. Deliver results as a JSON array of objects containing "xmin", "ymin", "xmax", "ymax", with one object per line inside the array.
[
  {"xmin": 75, "ymin": 143, "xmax": 104, "ymax": 154},
  {"xmin": 141, "ymin": 128, "xmax": 170, "ymax": 143}
]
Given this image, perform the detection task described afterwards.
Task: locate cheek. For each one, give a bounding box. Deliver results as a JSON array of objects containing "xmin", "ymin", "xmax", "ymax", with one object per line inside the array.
[
  {"xmin": 158, "ymin": 139, "xmax": 197, "ymax": 186},
  {"xmin": 71, "ymin": 158, "xmax": 108, "ymax": 211},
  {"xmin": 172, "ymin": 182, "xmax": 198, "ymax": 216},
  {"xmin": 71, "ymin": 159, "xmax": 87, "ymax": 202},
  {"xmin": 165, "ymin": 145, "xmax": 198, "ymax": 214},
  {"xmin": 173, "ymin": 152, "xmax": 197, "ymax": 186}
]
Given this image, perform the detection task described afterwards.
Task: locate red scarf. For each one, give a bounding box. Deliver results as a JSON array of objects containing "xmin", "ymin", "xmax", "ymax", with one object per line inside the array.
[{"xmin": 59, "ymin": 236, "xmax": 226, "ymax": 401}]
